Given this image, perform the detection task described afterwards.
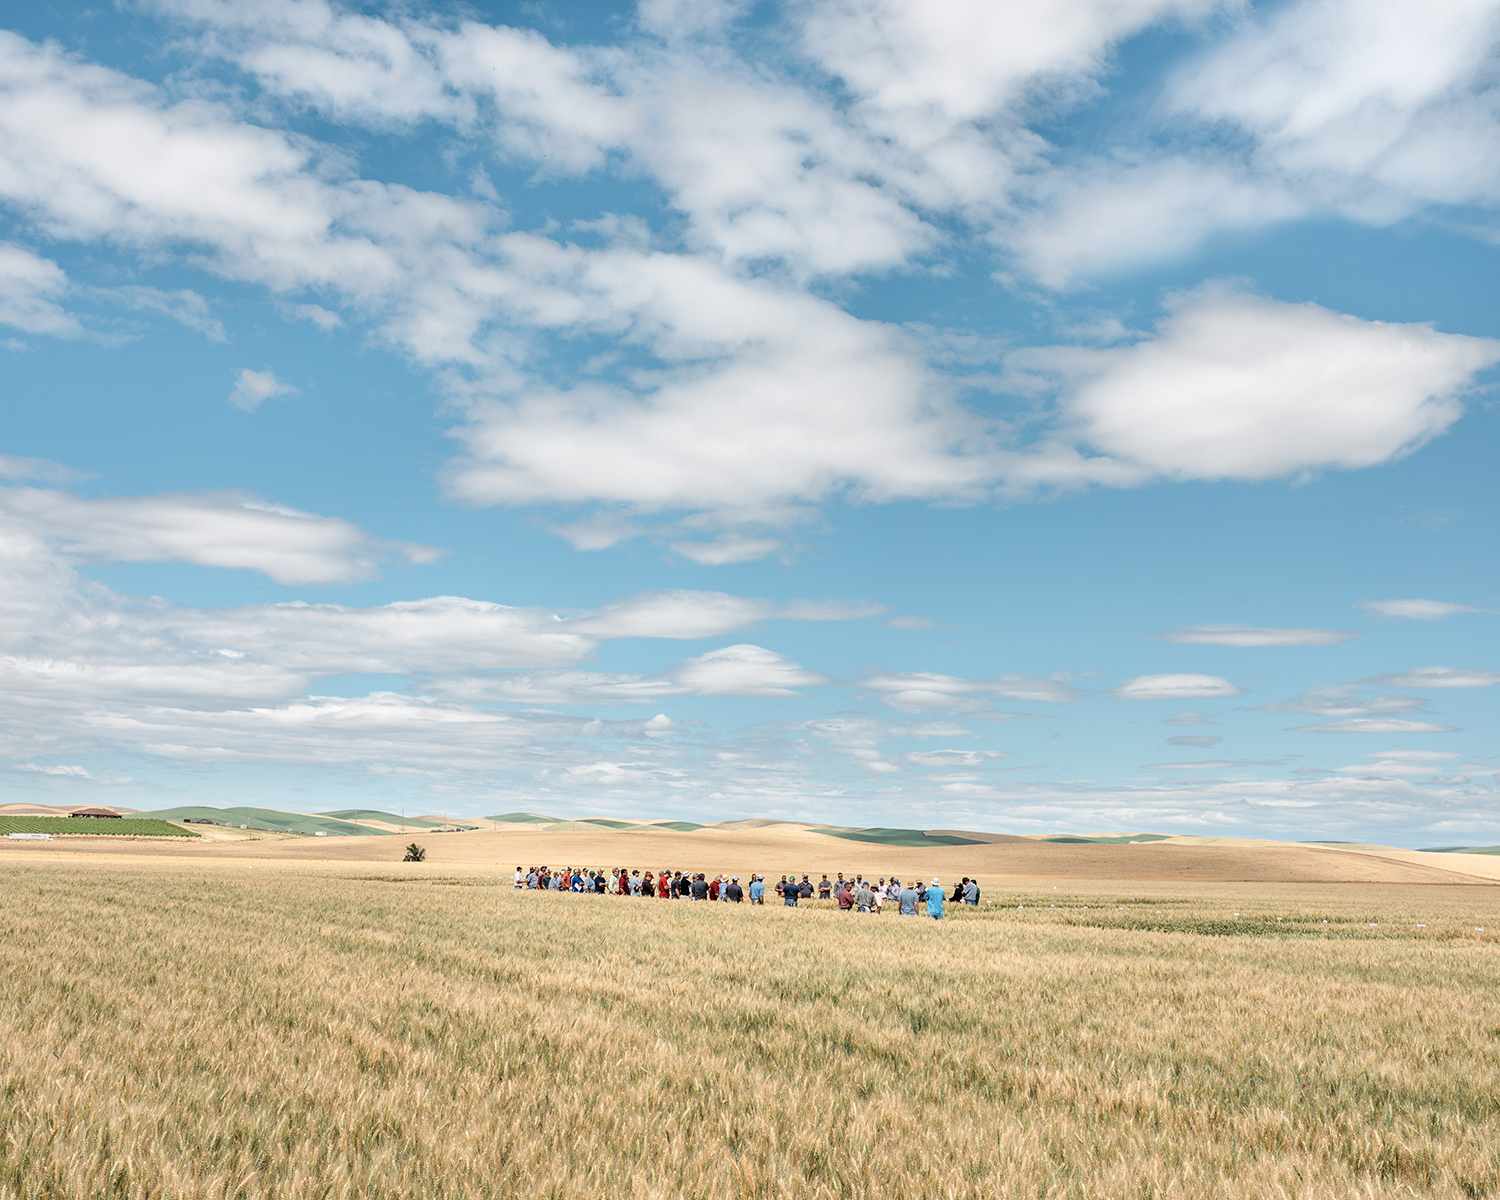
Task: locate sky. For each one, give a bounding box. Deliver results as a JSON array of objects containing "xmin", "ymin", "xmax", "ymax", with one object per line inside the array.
[{"xmin": 0, "ymin": 0, "xmax": 1497, "ymax": 843}]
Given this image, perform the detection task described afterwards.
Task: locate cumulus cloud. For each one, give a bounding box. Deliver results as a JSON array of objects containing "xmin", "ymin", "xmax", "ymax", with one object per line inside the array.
[
  {"xmin": 1011, "ymin": 0, "xmax": 1500, "ymax": 282},
  {"xmin": 0, "ymin": 242, "xmax": 82, "ymax": 336},
  {"xmin": 1023, "ymin": 287, "xmax": 1500, "ymax": 484},
  {"xmin": 1359, "ymin": 598, "xmax": 1485, "ymax": 619},
  {"xmin": 0, "ymin": 484, "xmax": 440, "ymax": 585},
  {"xmin": 1155, "ymin": 625, "xmax": 1358, "ymax": 647},
  {"xmin": 1112, "ymin": 673, "xmax": 1243, "ymax": 701},
  {"xmin": 434, "ymin": 644, "xmax": 830, "ymax": 705},
  {"xmin": 229, "ymin": 367, "xmax": 297, "ymax": 411}
]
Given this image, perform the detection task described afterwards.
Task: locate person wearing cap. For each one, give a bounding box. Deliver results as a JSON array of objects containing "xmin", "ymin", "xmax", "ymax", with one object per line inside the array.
[
  {"xmin": 748, "ymin": 875, "xmax": 765, "ymax": 904},
  {"xmin": 798, "ymin": 875, "xmax": 813, "ymax": 901},
  {"xmin": 927, "ymin": 877, "xmax": 945, "ymax": 920},
  {"xmin": 725, "ymin": 876, "xmax": 743, "ymax": 902}
]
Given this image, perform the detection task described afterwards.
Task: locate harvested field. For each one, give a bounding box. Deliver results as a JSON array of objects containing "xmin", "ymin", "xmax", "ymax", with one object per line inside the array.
[
  {"xmin": 1, "ymin": 858, "xmax": 1498, "ymax": 1199},
  {"xmin": 4, "ymin": 821, "xmax": 1492, "ymax": 886}
]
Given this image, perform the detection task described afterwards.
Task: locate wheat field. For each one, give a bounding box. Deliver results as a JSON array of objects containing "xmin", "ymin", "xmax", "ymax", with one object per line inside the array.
[{"xmin": 2, "ymin": 859, "xmax": 1498, "ymax": 1199}]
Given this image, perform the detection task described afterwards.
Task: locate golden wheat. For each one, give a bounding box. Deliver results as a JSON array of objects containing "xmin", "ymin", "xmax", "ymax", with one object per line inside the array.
[{"xmin": 2, "ymin": 860, "xmax": 1498, "ymax": 1199}]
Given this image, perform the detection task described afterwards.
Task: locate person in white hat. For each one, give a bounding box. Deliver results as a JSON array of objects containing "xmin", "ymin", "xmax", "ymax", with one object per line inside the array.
[{"xmin": 927, "ymin": 877, "xmax": 944, "ymax": 920}]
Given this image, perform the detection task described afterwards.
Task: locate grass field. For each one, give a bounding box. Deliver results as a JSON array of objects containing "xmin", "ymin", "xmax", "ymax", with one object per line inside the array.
[
  {"xmin": 2, "ymin": 858, "xmax": 1499, "ymax": 1199},
  {"xmin": 0, "ymin": 816, "xmax": 196, "ymax": 838}
]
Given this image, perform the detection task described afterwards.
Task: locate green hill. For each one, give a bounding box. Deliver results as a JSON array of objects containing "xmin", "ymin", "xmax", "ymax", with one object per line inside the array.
[
  {"xmin": 0, "ymin": 816, "xmax": 197, "ymax": 838},
  {"xmin": 135, "ymin": 806, "xmax": 390, "ymax": 836},
  {"xmin": 318, "ymin": 810, "xmax": 445, "ymax": 828},
  {"xmin": 825, "ymin": 827, "xmax": 984, "ymax": 848},
  {"xmin": 486, "ymin": 812, "xmax": 557, "ymax": 824},
  {"xmin": 1419, "ymin": 845, "xmax": 1500, "ymax": 856},
  {"xmin": 1041, "ymin": 834, "xmax": 1170, "ymax": 844}
]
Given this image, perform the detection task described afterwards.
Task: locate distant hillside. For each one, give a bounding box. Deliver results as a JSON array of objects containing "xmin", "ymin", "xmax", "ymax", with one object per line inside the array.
[
  {"xmin": 135, "ymin": 805, "xmax": 393, "ymax": 836},
  {"xmin": 0, "ymin": 815, "xmax": 196, "ymax": 838},
  {"xmin": 1419, "ymin": 845, "xmax": 1500, "ymax": 856},
  {"xmin": 319, "ymin": 810, "xmax": 446, "ymax": 829},
  {"xmin": 1042, "ymin": 834, "xmax": 1171, "ymax": 844},
  {"xmin": 826, "ymin": 827, "xmax": 985, "ymax": 848}
]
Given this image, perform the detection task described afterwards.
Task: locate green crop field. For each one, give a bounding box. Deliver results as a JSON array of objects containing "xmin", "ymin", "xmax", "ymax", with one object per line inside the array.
[{"xmin": 0, "ymin": 816, "xmax": 197, "ymax": 837}]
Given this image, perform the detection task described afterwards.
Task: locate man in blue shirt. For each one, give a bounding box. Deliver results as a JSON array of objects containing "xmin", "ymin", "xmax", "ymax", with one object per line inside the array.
[
  {"xmin": 927, "ymin": 877, "xmax": 944, "ymax": 920},
  {"xmin": 749, "ymin": 875, "xmax": 765, "ymax": 904}
]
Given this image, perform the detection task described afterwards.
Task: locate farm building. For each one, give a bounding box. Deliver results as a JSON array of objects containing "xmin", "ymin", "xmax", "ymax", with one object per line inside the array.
[{"xmin": 69, "ymin": 808, "xmax": 122, "ymax": 819}]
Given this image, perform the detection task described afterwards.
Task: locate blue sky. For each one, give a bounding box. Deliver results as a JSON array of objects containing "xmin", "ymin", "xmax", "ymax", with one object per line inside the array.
[{"xmin": 1, "ymin": 0, "xmax": 1496, "ymax": 842}]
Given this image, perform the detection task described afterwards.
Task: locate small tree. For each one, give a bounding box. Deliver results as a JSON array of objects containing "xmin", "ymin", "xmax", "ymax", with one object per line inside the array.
[{"xmin": 403, "ymin": 843, "xmax": 426, "ymax": 862}]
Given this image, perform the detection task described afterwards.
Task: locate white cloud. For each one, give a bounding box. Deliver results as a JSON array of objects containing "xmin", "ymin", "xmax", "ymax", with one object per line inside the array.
[
  {"xmin": 565, "ymin": 590, "xmax": 882, "ymax": 641},
  {"xmin": 1156, "ymin": 625, "xmax": 1358, "ymax": 647},
  {"xmin": 103, "ymin": 286, "xmax": 227, "ymax": 341},
  {"xmin": 229, "ymin": 367, "xmax": 297, "ymax": 411},
  {"xmin": 14, "ymin": 762, "xmax": 92, "ymax": 778},
  {"xmin": 1359, "ymin": 598, "xmax": 1485, "ymax": 619},
  {"xmin": 1373, "ymin": 667, "xmax": 1500, "ymax": 689},
  {"xmin": 1254, "ymin": 683, "xmax": 1426, "ymax": 717},
  {"xmin": 0, "ymin": 454, "xmax": 89, "ymax": 484},
  {"xmin": 1026, "ymin": 286, "xmax": 1500, "ymax": 483},
  {"xmin": 0, "ymin": 242, "xmax": 82, "ymax": 336},
  {"xmin": 1167, "ymin": 734, "xmax": 1221, "ymax": 747},
  {"xmin": 670, "ymin": 536, "xmax": 783, "ymax": 565},
  {"xmin": 1163, "ymin": 710, "xmax": 1214, "ymax": 725},
  {"xmin": 863, "ymin": 670, "xmax": 1083, "ymax": 712},
  {"xmin": 293, "ymin": 303, "xmax": 342, "ymax": 329},
  {"xmin": 1292, "ymin": 718, "xmax": 1462, "ymax": 734},
  {"xmin": 1011, "ymin": 0, "xmax": 1500, "ymax": 283},
  {"xmin": 429, "ymin": 644, "xmax": 829, "ymax": 706},
  {"xmin": 1334, "ymin": 750, "xmax": 1461, "ymax": 777},
  {"xmin": 906, "ymin": 749, "xmax": 1005, "ymax": 767},
  {"xmin": 1144, "ymin": 760, "xmax": 1273, "ymax": 770},
  {"xmin": 1112, "ymin": 673, "xmax": 1243, "ymax": 700},
  {"xmin": 886, "ymin": 615, "xmax": 936, "ymax": 630},
  {"xmin": 1169, "ymin": 0, "xmax": 1500, "ymax": 219},
  {"xmin": 0, "ymin": 484, "xmax": 440, "ymax": 585}
]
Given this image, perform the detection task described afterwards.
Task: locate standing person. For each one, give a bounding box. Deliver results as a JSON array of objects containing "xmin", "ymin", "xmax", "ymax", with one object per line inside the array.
[
  {"xmin": 964, "ymin": 878, "xmax": 979, "ymax": 906},
  {"xmin": 783, "ymin": 878, "xmax": 799, "ymax": 907},
  {"xmin": 658, "ymin": 871, "xmax": 671, "ymax": 899},
  {"xmin": 927, "ymin": 878, "xmax": 945, "ymax": 920},
  {"xmin": 749, "ymin": 875, "xmax": 765, "ymax": 904},
  {"xmin": 642, "ymin": 870, "xmax": 653, "ymax": 897},
  {"xmin": 774, "ymin": 875, "xmax": 787, "ymax": 901},
  {"xmin": 629, "ymin": 870, "xmax": 641, "ymax": 896},
  {"xmin": 726, "ymin": 876, "xmax": 743, "ymax": 902},
  {"xmin": 526, "ymin": 867, "xmax": 540, "ymax": 890},
  {"xmin": 708, "ymin": 876, "xmax": 720, "ymax": 901},
  {"xmin": 837, "ymin": 882, "xmax": 854, "ymax": 911},
  {"xmin": 691, "ymin": 873, "xmax": 709, "ymax": 900},
  {"xmin": 513, "ymin": 867, "xmax": 524, "ymax": 889},
  {"xmin": 678, "ymin": 872, "xmax": 693, "ymax": 899},
  {"xmin": 855, "ymin": 881, "xmax": 875, "ymax": 912},
  {"xmin": 818, "ymin": 874, "xmax": 832, "ymax": 900},
  {"xmin": 952, "ymin": 878, "xmax": 966, "ymax": 903},
  {"xmin": 798, "ymin": 875, "xmax": 813, "ymax": 902},
  {"xmin": 898, "ymin": 880, "xmax": 918, "ymax": 916}
]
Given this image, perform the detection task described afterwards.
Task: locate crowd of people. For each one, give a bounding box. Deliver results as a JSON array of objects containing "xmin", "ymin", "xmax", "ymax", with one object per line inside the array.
[{"xmin": 513, "ymin": 866, "xmax": 985, "ymax": 919}]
